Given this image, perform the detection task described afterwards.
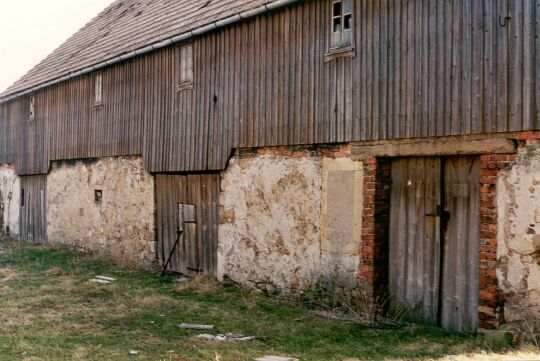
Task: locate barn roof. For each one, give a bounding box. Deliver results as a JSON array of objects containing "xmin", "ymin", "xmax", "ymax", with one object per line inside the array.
[{"xmin": 1, "ymin": 0, "xmax": 293, "ymax": 100}]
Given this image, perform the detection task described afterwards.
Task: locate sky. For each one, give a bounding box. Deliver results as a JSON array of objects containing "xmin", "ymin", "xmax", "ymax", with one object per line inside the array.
[{"xmin": 0, "ymin": 0, "xmax": 113, "ymax": 93}]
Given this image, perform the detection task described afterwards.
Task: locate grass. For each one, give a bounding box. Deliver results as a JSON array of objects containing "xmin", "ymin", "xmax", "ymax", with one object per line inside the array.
[{"xmin": 0, "ymin": 239, "xmax": 536, "ymax": 361}]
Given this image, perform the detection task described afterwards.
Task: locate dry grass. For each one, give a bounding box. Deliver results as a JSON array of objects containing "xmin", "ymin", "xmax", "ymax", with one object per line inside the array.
[
  {"xmin": 172, "ymin": 274, "xmax": 223, "ymax": 296},
  {"xmin": 0, "ymin": 240, "xmax": 536, "ymax": 361}
]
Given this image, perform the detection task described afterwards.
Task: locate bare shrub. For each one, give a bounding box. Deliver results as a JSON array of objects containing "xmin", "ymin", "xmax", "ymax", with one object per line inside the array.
[{"xmin": 297, "ymin": 277, "xmax": 408, "ymax": 326}]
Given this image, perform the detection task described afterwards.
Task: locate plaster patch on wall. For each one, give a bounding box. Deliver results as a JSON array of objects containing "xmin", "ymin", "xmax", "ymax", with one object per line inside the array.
[
  {"xmin": 321, "ymin": 157, "xmax": 363, "ymax": 255},
  {"xmin": 497, "ymin": 146, "xmax": 540, "ymax": 324},
  {"xmin": 47, "ymin": 157, "xmax": 155, "ymax": 268},
  {"xmin": 218, "ymin": 154, "xmax": 362, "ymax": 293},
  {"xmin": 0, "ymin": 165, "xmax": 20, "ymax": 236}
]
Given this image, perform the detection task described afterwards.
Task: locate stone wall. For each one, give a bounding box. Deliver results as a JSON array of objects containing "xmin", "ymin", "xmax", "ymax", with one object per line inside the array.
[
  {"xmin": 497, "ymin": 136, "xmax": 540, "ymax": 329},
  {"xmin": 0, "ymin": 165, "xmax": 20, "ymax": 236},
  {"xmin": 217, "ymin": 146, "xmax": 363, "ymax": 293},
  {"xmin": 47, "ymin": 156, "xmax": 156, "ymax": 268}
]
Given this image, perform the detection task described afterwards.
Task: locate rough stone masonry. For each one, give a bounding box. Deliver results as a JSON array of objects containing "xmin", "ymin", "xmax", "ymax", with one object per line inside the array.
[
  {"xmin": 0, "ymin": 164, "xmax": 20, "ymax": 236},
  {"xmin": 47, "ymin": 156, "xmax": 156, "ymax": 268},
  {"xmin": 217, "ymin": 146, "xmax": 362, "ymax": 293},
  {"xmin": 497, "ymin": 140, "xmax": 540, "ymax": 328}
]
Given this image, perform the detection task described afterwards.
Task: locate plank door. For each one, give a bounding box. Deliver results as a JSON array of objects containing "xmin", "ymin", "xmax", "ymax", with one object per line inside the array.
[
  {"xmin": 389, "ymin": 156, "xmax": 480, "ymax": 332},
  {"xmin": 440, "ymin": 157, "xmax": 480, "ymax": 332},
  {"xmin": 389, "ymin": 158, "xmax": 442, "ymax": 322},
  {"xmin": 156, "ymin": 174, "xmax": 219, "ymax": 275},
  {"xmin": 20, "ymin": 175, "xmax": 47, "ymax": 244}
]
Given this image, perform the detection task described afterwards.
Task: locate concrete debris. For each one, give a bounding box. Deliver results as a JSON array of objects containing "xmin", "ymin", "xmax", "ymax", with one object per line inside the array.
[
  {"xmin": 198, "ymin": 333, "xmax": 255, "ymax": 342},
  {"xmin": 95, "ymin": 275, "xmax": 116, "ymax": 282},
  {"xmin": 179, "ymin": 323, "xmax": 214, "ymax": 330},
  {"xmin": 254, "ymin": 357, "xmax": 299, "ymax": 361},
  {"xmin": 90, "ymin": 275, "xmax": 116, "ymax": 284}
]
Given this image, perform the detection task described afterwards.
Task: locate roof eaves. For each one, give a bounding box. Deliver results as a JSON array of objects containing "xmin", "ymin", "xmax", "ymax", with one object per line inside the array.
[{"xmin": 0, "ymin": 0, "xmax": 303, "ymax": 104}]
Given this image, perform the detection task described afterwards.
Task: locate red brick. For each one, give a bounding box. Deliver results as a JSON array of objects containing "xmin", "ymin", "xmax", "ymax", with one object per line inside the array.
[
  {"xmin": 516, "ymin": 131, "xmax": 540, "ymax": 141},
  {"xmin": 479, "ymin": 291, "xmax": 497, "ymax": 300}
]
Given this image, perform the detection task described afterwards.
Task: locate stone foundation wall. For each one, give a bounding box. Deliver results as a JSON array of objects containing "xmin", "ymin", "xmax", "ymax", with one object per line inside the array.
[
  {"xmin": 47, "ymin": 156, "xmax": 156, "ymax": 268},
  {"xmin": 0, "ymin": 165, "xmax": 20, "ymax": 236},
  {"xmin": 497, "ymin": 134, "xmax": 540, "ymax": 329},
  {"xmin": 217, "ymin": 146, "xmax": 363, "ymax": 293}
]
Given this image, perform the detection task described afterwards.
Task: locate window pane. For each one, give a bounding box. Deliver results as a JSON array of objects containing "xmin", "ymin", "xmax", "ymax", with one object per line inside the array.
[
  {"xmin": 331, "ymin": 32, "xmax": 341, "ymax": 48},
  {"xmin": 333, "ymin": 1, "xmax": 341, "ymax": 17},
  {"xmin": 344, "ymin": 14, "xmax": 352, "ymax": 30},
  {"xmin": 333, "ymin": 17, "xmax": 341, "ymax": 33},
  {"xmin": 343, "ymin": 0, "xmax": 352, "ymax": 14},
  {"xmin": 95, "ymin": 75, "xmax": 102, "ymax": 103},
  {"xmin": 343, "ymin": 30, "xmax": 352, "ymax": 47},
  {"xmin": 29, "ymin": 97, "xmax": 35, "ymax": 120},
  {"xmin": 180, "ymin": 45, "xmax": 193, "ymax": 83}
]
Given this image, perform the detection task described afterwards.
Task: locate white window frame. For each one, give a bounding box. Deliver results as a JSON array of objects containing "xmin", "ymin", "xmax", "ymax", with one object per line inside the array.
[
  {"xmin": 94, "ymin": 73, "xmax": 103, "ymax": 106},
  {"xmin": 179, "ymin": 44, "xmax": 193, "ymax": 87},
  {"xmin": 330, "ymin": 0, "xmax": 353, "ymax": 50}
]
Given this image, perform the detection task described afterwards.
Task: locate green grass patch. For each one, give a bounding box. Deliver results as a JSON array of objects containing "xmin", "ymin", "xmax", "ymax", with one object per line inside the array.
[{"xmin": 0, "ymin": 241, "xmax": 522, "ymax": 360}]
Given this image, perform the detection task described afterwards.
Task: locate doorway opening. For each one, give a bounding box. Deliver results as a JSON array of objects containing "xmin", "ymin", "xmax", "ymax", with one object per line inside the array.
[{"xmin": 388, "ymin": 156, "xmax": 480, "ymax": 332}]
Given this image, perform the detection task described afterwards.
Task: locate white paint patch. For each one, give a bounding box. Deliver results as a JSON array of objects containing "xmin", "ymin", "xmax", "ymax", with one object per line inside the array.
[
  {"xmin": 497, "ymin": 146, "xmax": 540, "ymax": 325},
  {"xmin": 0, "ymin": 164, "xmax": 20, "ymax": 236},
  {"xmin": 47, "ymin": 157, "xmax": 155, "ymax": 268},
  {"xmin": 218, "ymin": 154, "xmax": 362, "ymax": 292}
]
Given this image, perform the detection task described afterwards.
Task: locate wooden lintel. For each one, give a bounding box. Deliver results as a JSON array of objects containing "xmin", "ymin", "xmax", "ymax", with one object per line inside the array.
[{"xmin": 350, "ymin": 137, "xmax": 517, "ymax": 160}]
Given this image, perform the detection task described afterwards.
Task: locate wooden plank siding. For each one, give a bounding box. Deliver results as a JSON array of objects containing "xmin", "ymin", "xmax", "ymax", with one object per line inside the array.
[
  {"xmin": 20, "ymin": 175, "xmax": 47, "ymax": 244},
  {"xmin": 0, "ymin": 0, "xmax": 539, "ymax": 176},
  {"xmin": 155, "ymin": 174, "xmax": 220, "ymax": 275}
]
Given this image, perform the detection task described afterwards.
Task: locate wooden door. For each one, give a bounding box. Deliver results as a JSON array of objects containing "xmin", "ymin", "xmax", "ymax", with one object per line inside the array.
[
  {"xmin": 20, "ymin": 175, "xmax": 47, "ymax": 244},
  {"xmin": 389, "ymin": 158, "xmax": 442, "ymax": 322},
  {"xmin": 440, "ymin": 157, "xmax": 480, "ymax": 332},
  {"xmin": 156, "ymin": 174, "xmax": 219, "ymax": 275},
  {"xmin": 389, "ymin": 156, "xmax": 480, "ymax": 331}
]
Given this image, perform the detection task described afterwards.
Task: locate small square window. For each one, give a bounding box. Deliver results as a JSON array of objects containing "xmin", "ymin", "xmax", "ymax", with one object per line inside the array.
[
  {"xmin": 94, "ymin": 189, "xmax": 103, "ymax": 203},
  {"xmin": 179, "ymin": 44, "xmax": 193, "ymax": 85}
]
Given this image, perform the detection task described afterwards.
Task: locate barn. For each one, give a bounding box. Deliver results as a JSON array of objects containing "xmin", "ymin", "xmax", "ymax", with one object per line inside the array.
[{"xmin": 0, "ymin": 0, "xmax": 539, "ymax": 332}]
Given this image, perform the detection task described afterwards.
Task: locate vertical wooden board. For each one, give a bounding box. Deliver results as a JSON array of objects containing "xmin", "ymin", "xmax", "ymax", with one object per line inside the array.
[
  {"xmin": 155, "ymin": 173, "xmax": 219, "ymax": 275},
  {"xmin": 19, "ymin": 175, "xmax": 47, "ymax": 244},
  {"xmin": 389, "ymin": 157, "xmax": 441, "ymax": 321},
  {"xmin": 509, "ymin": 0, "xmax": 524, "ymax": 131},
  {"xmin": 536, "ymin": 0, "xmax": 540, "ymax": 129},
  {"xmin": 440, "ymin": 157, "xmax": 480, "ymax": 332},
  {"xmin": 522, "ymin": 0, "xmax": 534, "ymax": 130}
]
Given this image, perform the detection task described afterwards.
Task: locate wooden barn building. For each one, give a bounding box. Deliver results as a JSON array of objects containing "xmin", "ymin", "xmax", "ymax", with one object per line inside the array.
[{"xmin": 1, "ymin": 0, "xmax": 539, "ymax": 332}]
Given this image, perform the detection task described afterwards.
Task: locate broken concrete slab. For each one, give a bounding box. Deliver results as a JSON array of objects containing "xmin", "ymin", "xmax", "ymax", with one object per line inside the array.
[
  {"xmin": 179, "ymin": 323, "xmax": 214, "ymax": 330},
  {"xmin": 95, "ymin": 275, "xmax": 116, "ymax": 282},
  {"xmin": 90, "ymin": 278, "xmax": 112, "ymax": 284},
  {"xmin": 198, "ymin": 333, "xmax": 254, "ymax": 342}
]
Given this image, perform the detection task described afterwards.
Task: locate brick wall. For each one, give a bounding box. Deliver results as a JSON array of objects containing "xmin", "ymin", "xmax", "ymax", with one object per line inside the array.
[
  {"xmin": 479, "ymin": 154, "xmax": 517, "ymax": 329},
  {"xmin": 235, "ymin": 143, "xmax": 351, "ymax": 159},
  {"xmin": 478, "ymin": 131, "xmax": 539, "ymax": 329},
  {"xmin": 359, "ymin": 157, "xmax": 391, "ymax": 295}
]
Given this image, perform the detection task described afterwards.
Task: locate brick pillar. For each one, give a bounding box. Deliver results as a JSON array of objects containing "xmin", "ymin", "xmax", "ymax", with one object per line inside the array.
[
  {"xmin": 479, "ymin": 154, "xmax": 517, "ymax": 329},
  {"xmin": 359, "ymin": 157, "xmax": 391, "ymax": 295}
]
